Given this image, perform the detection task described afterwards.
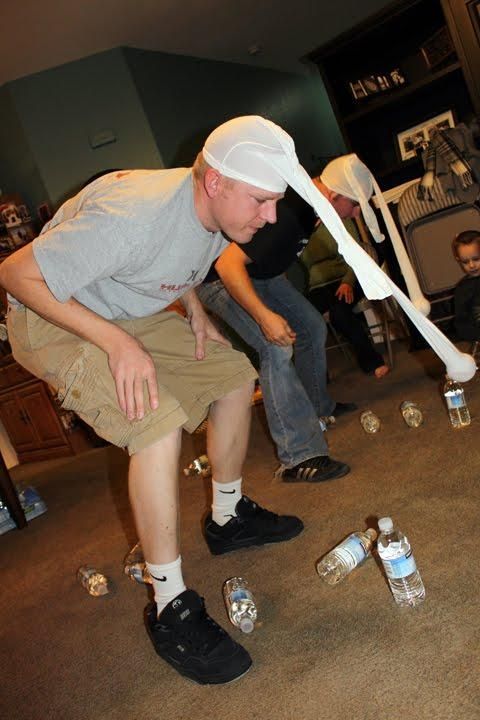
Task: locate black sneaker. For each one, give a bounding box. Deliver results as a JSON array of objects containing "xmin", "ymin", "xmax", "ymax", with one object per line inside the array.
[
  {"xmin": 146, "ymin": 589, "xmax": 252, "ymax": 685},
  {"xmin": 333, "ymin": 401, "xmax": 358, "ymax": 417},
  {"xmin": 282, "ymin": 455, "xmax": 350, "ymax": 483},
  {"xmin": 204, "ymin": 495, "xmax": 304, "ymax": 555}
]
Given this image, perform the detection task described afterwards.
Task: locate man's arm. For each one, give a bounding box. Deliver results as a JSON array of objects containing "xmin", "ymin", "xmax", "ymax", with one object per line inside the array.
[
  {"xmin": 214, "ymin": 244, "xmax": 296, "ymax": 346},
  {"xmin": 0, "ymin": 244, "xmax": 159, "ymax": 420}
]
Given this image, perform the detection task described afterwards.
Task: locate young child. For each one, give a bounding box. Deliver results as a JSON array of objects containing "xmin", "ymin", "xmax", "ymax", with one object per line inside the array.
[{"xmin": 453, "ymin": 230, "xmax": 480, "ymax": 340}]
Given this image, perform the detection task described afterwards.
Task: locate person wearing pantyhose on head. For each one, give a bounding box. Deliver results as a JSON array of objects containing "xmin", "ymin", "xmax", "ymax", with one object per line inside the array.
[
  {"xmin": 197, "ymin": 188, "xmax": 355, "ymax": 485},
  {"xmin": 0, "ymin": 117, "xmax": 307, "ymax": 686},
  {"xmin": 306, "ymin": 156, "xmax": 392, "ymax": 379}
]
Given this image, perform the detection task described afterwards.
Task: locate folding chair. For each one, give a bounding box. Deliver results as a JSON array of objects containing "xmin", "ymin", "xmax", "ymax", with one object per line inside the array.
[{"xmin": 403, "ymin": 203, "xmax": 480, "ymax": 326}]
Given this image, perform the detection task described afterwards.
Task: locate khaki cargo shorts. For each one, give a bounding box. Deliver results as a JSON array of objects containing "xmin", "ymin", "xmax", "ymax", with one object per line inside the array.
[{"xmin": 7, "ymin": 308, "xmax": 257, "ymax": 454}]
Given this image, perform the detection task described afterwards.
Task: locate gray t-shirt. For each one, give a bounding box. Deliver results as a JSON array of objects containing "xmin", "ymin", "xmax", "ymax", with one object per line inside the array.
[{"xmin": 31, "ymin": 168, "xmax": 228, "ymax": 319}]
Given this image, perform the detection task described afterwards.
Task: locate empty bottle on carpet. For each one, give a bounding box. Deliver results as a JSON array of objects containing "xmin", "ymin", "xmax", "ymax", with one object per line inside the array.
[
  {"xmin": 360, "ymin": 410, "xmax": 381, "ymax": 433},
  {"xmin": 223, "ymin": 577, "xmax": 257, "ymax": 633},
  {"xmin": 183, "ymin": 454, "xmax": 211, "ymax": 477},
  {"xmin": 316, "ymin": 528, "xmax": 377, "ymax": 585},
  {"xmin": 377, "ymin": 517, "xmax": 425, "ymax": 607},
  {"xmin": 77, "ymin": 565, "xmax": 110, "ymax": 596},
  {"xmin": 443, "ymin": 377, "xmax": 471, "ymax": 428},
  {"xmin": 124, "ymin": 542, "xmax": 152, "ymax": 584},
  {"xmin": 400, "ymin": 400, "xmax": 423, "ymax": 428}
]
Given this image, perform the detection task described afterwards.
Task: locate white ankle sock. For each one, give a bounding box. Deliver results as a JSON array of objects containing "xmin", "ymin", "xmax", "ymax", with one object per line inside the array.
[
  {"xmin": 212, "ymin": 477, "xmax": 242, "ymax": 526},
  {"xmin": 145, "ymin": 555, "xmax": 186, "ymax": 616}
]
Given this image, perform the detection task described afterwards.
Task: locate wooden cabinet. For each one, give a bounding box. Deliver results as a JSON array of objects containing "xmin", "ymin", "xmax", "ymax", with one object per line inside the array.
[
  {"xmin": 0, "ymin": 357, "xmax": 73, "ymax": 464},
  {"xmin": 307, "ymin": 0, "xmax": 480, "ymax": 189}
]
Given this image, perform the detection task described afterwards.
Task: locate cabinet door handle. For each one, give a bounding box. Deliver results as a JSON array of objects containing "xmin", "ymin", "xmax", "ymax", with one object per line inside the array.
[{"xmin": 20, "ymin": 408, "xmax": 30, "ymax": 424}]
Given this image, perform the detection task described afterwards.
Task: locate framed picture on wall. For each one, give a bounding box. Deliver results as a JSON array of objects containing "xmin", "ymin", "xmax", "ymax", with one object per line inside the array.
[
  {"xmin": 396, "ymin": 110, "xmax": 455, "ymax": 162},
  {"xmin": 467, "ymin": 0, "xmax": 480, "ymax": 44},
  {"xmin": 420, "ymin": 26, "xmax": 456, "ymax": 70}
]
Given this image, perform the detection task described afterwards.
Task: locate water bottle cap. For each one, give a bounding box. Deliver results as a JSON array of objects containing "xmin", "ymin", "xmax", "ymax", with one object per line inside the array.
[
  {"xmin": 378, "ymin": 517, "xmax": 393, "ymax": 532},
  {"xmin": 240, "ymin": 617, "xmax": 255, "ymax": 633}
]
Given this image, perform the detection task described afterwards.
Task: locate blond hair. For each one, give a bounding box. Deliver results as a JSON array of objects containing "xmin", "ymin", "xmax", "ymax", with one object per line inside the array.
[{"xmin": 192, "ymin": 151, "xmax": 235, "ymax": 189}]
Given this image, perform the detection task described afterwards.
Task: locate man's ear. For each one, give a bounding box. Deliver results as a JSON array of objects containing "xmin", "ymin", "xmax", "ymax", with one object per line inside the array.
[{"xmin": 204, "ymin": 168, "xmax": 222, "ymax": 198}]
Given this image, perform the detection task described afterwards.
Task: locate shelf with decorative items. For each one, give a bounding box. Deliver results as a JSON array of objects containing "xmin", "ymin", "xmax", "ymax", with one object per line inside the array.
[
  {"xmin": 0, "ymin": 193, "xmax": 37, "ymax": 257},
  {"xmin": 306, "ymin": 0, "xmax": 479, "ymax": 190}
]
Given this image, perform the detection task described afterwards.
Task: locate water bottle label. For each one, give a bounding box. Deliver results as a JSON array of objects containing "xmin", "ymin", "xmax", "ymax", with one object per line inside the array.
[
  {"xmin": 231, "ymin": 589, "xmax": 253, "ymax": 603},
  {"xmin": 333, "ymin": 535, "xmax": 368, "ymax": 566},
  {"xmin": 382, "ymin": 549, "xmax": 417, "ymax": 579},
  {"xmin": 445, "ymin": 392, "xmax": 464, "ymax": 409}
]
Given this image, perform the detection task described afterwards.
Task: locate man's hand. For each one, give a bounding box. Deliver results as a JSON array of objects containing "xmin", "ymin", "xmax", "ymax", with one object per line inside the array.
[
  {"xmin": 108, "ymin": 335, "xmax": 159, "ymax": 420},
  {"xmin": 335, "ymin": 283, "xmax": 354, "ymax": 304},
  {"xmin": 259, "ymin": 309, "xmax": 296, "ymax": 346},
  {"xmin": 189, "ymin": 307, "xmax": 231, "ymax": 360}
]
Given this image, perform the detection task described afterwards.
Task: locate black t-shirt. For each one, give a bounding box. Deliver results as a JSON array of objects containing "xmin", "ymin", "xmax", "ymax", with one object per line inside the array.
[
  {"xmin": 454, "ymin": 274, "xmax": 480, "ymax": 340},
  {"xmin": 203, "ymin": 191, "xmax": 316, "ymax": 282}
]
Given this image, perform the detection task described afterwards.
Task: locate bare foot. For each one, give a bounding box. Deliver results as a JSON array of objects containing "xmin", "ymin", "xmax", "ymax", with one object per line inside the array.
[{"xmin": 374, "ymin": 364, "xmax": 390, "ymax": 379}]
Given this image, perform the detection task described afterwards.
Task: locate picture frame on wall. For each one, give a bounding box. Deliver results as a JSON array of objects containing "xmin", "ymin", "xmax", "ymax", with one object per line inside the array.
[
  {"xmin": 348, "ymin": 68, "xmax": 406, "ymax": 101},
  {"xmin": 396, "ymin": 110, "xmax": 455, "ymax": 162},
  {"xmin": 420, "ymin": 25, "xmax": 456, "ymax": 70},
  {"xmin": 467, "ymin": 0, "xmax": 480, "ymax": 45}
]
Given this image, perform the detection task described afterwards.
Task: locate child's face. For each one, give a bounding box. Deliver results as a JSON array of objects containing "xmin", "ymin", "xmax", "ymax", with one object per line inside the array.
[{"xmin": 456, "ymin": 241, "xmax": 480, "ymax": 277}]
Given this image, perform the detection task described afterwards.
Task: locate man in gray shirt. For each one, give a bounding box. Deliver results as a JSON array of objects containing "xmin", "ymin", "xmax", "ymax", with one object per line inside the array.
[{"xmin": 0, "ymin": 116, "xmax": 305, "ymax": 686}]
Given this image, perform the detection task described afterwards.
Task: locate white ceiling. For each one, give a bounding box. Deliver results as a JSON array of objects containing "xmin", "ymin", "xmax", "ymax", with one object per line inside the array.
[{"xmin": 1, "ymin": 0, "xmax": 390, "ymax": 85}]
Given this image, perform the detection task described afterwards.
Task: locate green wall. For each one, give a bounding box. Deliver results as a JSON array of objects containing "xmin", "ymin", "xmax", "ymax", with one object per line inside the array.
[
  {"xmin": 0, "ymin": 85, "xmax": 48, "ymax": 212},
  {"xmin": 0, "ymin": 46, "xmax": 348, "ymax": 213},
  {"xmin": 125, "ymin": 48, "xmax": 345, "ymax": 171},
  {"xmin": 7, "ymin": 48, "xmax": 163, "ymax": 208}
]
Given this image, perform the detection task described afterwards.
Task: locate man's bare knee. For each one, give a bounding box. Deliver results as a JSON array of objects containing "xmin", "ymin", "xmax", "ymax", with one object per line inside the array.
[
  {"xmin": 131, "ymin": 426, "xmax": 183, "ymax": 460},
  {"xmin": 215, "ymin": 379, "xmax": 254, "ymax": 406}
]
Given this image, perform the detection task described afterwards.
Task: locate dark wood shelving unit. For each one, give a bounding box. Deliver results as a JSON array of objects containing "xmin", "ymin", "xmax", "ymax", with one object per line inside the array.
[{"xmin": 306, "ymin": 0, "xmax": 480, "ymax": 190}]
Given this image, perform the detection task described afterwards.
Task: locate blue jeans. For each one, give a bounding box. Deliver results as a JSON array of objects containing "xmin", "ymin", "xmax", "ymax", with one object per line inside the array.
[{"xmin": 197, "ymin": 275, "xmax": 334, "ymax": 466}]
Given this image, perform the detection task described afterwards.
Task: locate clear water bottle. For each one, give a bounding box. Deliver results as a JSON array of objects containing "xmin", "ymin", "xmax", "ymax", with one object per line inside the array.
[
  {"xmin": 77, "ymin": 565, "xmax": 110, "ymax": 596},
  {"xmin": 123, "ymin": 542, "xmax": 152, "ymax": 584},
  {"xmin": 377, "ymin": 517, "xmax": 425, "ymax": 607},
  {"xmin": 443, "ymin": 377, "xmax": 471, "ymax": 428},
  {"xmin": 223, "ymin": 577, "xmax": 257, "ymax": 633},
  {"xmin": 400, "ymin": 401, "xmax": 423, "ymax": 428},
  {"xmin": 360, "ymin": 410, "xmax": 381, "ymax": 433},
  {"xmin": 183, "ymin": 454, "xmax": 211, "ymax": 477},
  {"xmin": 316, "ymin": 528, "xmax": 377, "ymax": 585},
  {"xmin": 319, "ymin": 415, "xmax": 336, "ymax": 431}
]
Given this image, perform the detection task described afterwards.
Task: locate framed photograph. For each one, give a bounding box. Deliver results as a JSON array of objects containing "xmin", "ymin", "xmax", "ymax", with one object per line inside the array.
[
  {"xmin": 349, "ymin": 79, "xmax": 368, "ymax": 100},
  {"xmin": 420, "ymin": 26, "xmax": 456, "ymax": 70},
  {"xmin": 396, "ymin": 110, "xmax": 455, "ymax": 161},
  {"xmin": 467, "ymin": 0, "xmax": 480, "ymax": 44},
  {"xmin": 389, "ymin": 68, "xmax": 406, "ymax": 86},
  {"xmin": 349, "ymin": 67, "xmax": 405, "ymax": 101}
]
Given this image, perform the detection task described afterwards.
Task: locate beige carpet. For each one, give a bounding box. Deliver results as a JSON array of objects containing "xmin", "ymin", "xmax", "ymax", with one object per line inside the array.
[{"xmin": 1, "ymin": 343, "xmax": 479, "ymax": 720}]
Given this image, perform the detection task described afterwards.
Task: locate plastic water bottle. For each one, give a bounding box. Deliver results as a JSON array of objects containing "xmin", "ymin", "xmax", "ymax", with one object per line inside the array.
[
  {"xmin": 123, "ymin": 542, "xmax": 152, "ymax": 584},
  {"xmin": 77, "ymin": 565, "xmax": 110, "ymax": 596},
  {"xmin": 319, "ymin": 415, "xmax": 336, "ymax": 431},
  {"xmin": 400, "ymin": 401, "xmax": 424, "ymax": 428},
  {"xmin": 443, "ymin": 377, "xmax": 471, "ymax": 428},
  {"xmin": 223, "ymin": 577, "xmax": 257, "ymax": 633},
  {"xmin": 316, "ymin": 528, "xmax": 377, "ymax": 585},
  {"xmin": 183, "ymin": 454, "xmax": 211, "ymax": 477},
  {"xmin": 377, "ymin": 517, "xmax": 425, "ymax": 607},
  {"xmin": 360, "ymin": 410, "xmax": 381, "ymax": 433}
]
